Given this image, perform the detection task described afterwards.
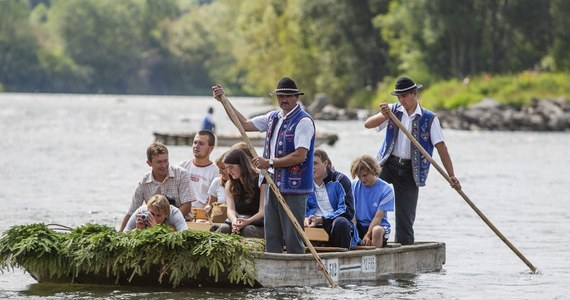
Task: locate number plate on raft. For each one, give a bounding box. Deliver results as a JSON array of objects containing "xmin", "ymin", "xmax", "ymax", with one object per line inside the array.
[
  {"xmin": 362, "ymin": 255, "xmax": 376, "ymax": 273},
  {"xmin": 325, "ymin": 259, "xmax": 339, "ymax": 281}
]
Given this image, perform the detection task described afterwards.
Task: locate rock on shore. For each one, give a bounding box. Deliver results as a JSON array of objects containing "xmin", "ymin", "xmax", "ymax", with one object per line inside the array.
[
  {"xmin": 437, "ymin": 98, "xmax": 570, "ymax": 131},
  {"xmin": 307, "ymin": 93, "xmax": 372, "ymax": 121}
]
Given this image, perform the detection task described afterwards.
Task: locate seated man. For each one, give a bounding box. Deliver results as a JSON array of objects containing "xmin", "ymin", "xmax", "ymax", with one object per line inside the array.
[
  {"xmin": 350, "ymin": 155, "xmax": 395, "ymax": 248},
  {"xmin": 119, "ymin": 142, "xmax": 195, "ymax": 232},
  {"xmin": 179, "ymin": 130, "xmax": 219, "ymax": 210},
  {"xmin": 125, "ymin": 195, "xmax": 188, "ymax": 231},
  {"xmin": 304, "ymin": 149, "xmax": 359, "ymax": 249}
]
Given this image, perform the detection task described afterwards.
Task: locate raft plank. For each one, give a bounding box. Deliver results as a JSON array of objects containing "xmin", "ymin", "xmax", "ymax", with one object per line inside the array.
[
  {"xmin": 191, "ymin": 208, "xmax": 209, "ymax": 220},
  {"xmin": 185, "ymin": 222, "xmax": 330, "ymax": 242},
  {"xmin": 187, "ymin": 222, "xmax": 214, "ymax": 231}
]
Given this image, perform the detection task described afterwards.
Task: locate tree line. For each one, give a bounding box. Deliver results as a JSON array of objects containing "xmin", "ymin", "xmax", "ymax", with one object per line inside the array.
[{"xmin": 1, "ymin": 0, "xmax": 568, "ymax": 107}]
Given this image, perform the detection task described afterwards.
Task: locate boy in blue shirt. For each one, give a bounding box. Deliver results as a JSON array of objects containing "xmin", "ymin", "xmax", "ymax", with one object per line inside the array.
[{"xmin": 350, "ymin": 155, "xmax": 395, "ymax": 248}]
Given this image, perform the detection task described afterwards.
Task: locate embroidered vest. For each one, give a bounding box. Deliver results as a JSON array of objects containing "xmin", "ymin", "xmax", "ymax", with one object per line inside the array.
[
  {"xmin": 377, "ymin": 104, "xmax": 436, "ymax": 187},
  {"xmin": 263, "ymin": 105, "xmax": 315, "ymax": 194}
]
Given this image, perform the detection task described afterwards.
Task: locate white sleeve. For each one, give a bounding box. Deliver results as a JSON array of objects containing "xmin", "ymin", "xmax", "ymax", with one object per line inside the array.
[
  {"xmin": 375, "ymin": 120, "xmax": 389, "ymax": 132},
  {"xmin": 375, "ymin": 103, "xmax": 393, "ymax": 132},
  {"xmin": 208, "ymin": 177, "xmax": 220, "ymax": 196},
  {"xmin": 251, "ymin": 112, "xmax": 272, "ymax": 132},
  {"xmin": 125, "ymin": 206, "xmax": 144, "ymax": 231},
  {"xmin": 430, "ymin": 116, "xmax": 445, "ymax": 145},
  {"xmin": 169, "ymin": 206, "xmax": 189, "ymax": 231},
  {"xmin": 294, "ymin": 117, "xmax": 315, "ymax": 150}
]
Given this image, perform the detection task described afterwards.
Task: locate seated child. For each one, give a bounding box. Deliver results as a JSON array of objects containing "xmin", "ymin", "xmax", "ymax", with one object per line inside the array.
[
  {"xmin": 350, "ymin": 155, "xmax": 395, "ymax": 248},
  {"xmin": 125, "ymin": 195, "xmax": 188, "ymax": 231}
]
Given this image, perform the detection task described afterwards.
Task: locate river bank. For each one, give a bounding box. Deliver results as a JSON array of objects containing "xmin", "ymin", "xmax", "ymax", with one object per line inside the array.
[
  {"xmin": 437, "ymin": 98, "xmax": 570, "ymax": 131},
  {"xmin": 309, "ymin": 95, "xmax": 570, "ymax": 131}
]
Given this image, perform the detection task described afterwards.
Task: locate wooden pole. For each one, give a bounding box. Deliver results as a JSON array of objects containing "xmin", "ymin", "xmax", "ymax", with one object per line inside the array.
[
  {"xmin": 387, "ymin": 110, "xmax": 538, "ymax": 273},
  {"xmin": 218, "ymin": 94, "xmax": 338, "ymax": 288}
]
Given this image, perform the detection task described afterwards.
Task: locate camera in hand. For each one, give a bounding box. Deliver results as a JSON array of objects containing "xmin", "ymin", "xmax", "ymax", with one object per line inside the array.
[{"xmin": 140, "ymin": 211, "xmax": 149, "ymax": 222}]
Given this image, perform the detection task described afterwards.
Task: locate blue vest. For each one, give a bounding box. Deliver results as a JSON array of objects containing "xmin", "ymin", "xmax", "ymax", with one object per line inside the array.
[
  {"xmin": 377, "ymin": 104, "xmax": 436, "ymax": 187},
  {"xmin": 263, "ymin": 105, "xmax": 315, "ymax": 194}
]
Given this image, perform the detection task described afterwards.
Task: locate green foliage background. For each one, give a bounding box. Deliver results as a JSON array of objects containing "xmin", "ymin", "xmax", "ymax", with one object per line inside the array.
[
  {"xmin": 1, "ymin": 0, "xmax": 569, "ymax": 108},
  {"xmin": 413, "ymin": 72, "xmax": 570, "ymax": 110}
]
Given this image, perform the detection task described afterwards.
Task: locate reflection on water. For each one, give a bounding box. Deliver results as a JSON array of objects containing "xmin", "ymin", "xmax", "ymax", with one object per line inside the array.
[
  {"xmin": 1, "ymin": 94, "xmax": 569, "ymax": 299},
  {"xmin": 13, "ymin": 274, "xmax": 426, "ymax": 299},
  {"xmin": 23, "ymin": 283, "xmax": 254, "ymax": 299},
  {"xmin": 19, "ymin": 281, "xmax": 420, "ymax": 300}
]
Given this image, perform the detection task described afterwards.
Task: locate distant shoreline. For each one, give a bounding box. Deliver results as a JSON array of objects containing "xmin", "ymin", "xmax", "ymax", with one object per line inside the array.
[
  {"xmin": 436, "ymin": 98, "xmax": 570, "ymax": 131},
  {"xmin": 311, "ymin": 98, "xmax": 570, "ymax": 132}
]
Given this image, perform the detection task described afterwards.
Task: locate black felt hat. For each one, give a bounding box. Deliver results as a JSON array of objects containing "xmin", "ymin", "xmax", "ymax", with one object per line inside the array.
[
  {"xmin": 271, "ymin": 77, "xmax": 304, "ymax": 96},
  {"xmin": 391, "ymin": 77, "xmax": 423, "ymax": 96}
]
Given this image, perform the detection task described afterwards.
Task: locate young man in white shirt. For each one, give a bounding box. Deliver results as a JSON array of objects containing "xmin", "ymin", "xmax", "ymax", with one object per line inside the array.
[
  {"xmin": 179, "ymin": 130, "xmax": 219, "ymax": 209},
  {"xmin": 364, "ymin": 77, "xmax": 461, "ymax": 245}
]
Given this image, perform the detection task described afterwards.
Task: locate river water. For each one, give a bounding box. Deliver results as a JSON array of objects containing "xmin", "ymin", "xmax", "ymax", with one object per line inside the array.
[{"xmin": 0, "ymin": 93, "xmax": 569, "ymax": 299}]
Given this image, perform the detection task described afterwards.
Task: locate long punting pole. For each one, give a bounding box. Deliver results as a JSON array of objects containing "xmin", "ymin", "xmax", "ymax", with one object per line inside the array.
[
  {"xmin": 387, "ymin": 110, "xmax": 537, "ymax": 273},
  {"xmin": 218, "ymin": 94, "xmax": 338, "ymax": 288}
]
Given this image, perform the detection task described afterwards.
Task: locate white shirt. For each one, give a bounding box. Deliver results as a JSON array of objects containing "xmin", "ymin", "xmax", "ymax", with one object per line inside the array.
[
  {"xmin": 251, "ymin": 105, "xmax": 315, "ymax": 170},
  {"xmin": 376, "ymin": 103, "xmax": 444, "ymax": 159},
  {"xmin": 179, "ymin": 160, "xmax": 219, "ymax": 208},
  {"xmin": 207, "ymin": 177, "xmax": 226, "ymax": 204},
  {"xmin": 314, "ymin": 182, "xmax": 334, "ymax": 216}
]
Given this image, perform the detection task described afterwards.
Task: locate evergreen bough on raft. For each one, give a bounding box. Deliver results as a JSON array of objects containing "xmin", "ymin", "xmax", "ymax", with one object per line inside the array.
[{"xmin": 0, "ymin": 223, "xmax": 265, "ymax": 287}]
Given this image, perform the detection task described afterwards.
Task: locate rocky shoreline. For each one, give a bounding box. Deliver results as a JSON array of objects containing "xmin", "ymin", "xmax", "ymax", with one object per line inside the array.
[
  {"xmin": 436, "ymin": 98, "xmax": 570, "ymax": 131},
  {"xmin": 308, "ymin": 94, "xmax": 570, "ymax": 131}
]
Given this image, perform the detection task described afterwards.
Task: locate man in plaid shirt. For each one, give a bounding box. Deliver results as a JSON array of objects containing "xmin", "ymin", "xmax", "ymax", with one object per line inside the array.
[{"xmin": 119, "ymin": 142, "xmax": 196, "ymax": 231}]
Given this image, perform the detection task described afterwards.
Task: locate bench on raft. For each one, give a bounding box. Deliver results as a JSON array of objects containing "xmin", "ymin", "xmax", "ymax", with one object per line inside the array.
[{"xmin": 187, "ymin": 208, "xmax": 400, "ymax": 253}]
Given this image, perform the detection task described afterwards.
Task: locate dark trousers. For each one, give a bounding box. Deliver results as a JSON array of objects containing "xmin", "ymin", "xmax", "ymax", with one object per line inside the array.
[
  {"xmin": 380, "ymin": 156, "xmax": 419, "ymax": 245},
  {"xmin": 264, "ymin": 188, "xmax": 307, "ymax": 254},
  {"xmin": 322, "ymin": 216, "xmax": 352, "ymax": 249}
]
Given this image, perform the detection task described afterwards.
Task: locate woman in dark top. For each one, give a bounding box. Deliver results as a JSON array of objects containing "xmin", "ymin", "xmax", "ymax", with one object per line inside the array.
[{"xmin": 217, "ymin": 148, "xmax": 265, "ymax": 238}]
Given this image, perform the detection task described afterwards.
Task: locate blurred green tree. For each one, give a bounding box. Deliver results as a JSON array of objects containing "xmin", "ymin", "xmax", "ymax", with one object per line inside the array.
[
  {"xmin": 549, "ymin": 0, "xmax": 570, "ymax": 71},
  {"xmin": 0, "ymin": 0, "xmax": 43, "ymax": 92},
  {"xmin": 48, "ymin": 0, "xmax": 143, "ymax": 93}
]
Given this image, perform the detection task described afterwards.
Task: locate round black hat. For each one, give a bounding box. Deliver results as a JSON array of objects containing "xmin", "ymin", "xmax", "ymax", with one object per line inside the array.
[
  {"xmin": 272, "ymin": 77, "xmax": 304, "ymax": 96},
  {"xmin": 391, "ymin": 77, "xmax": 423, "ymax": 96}
]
